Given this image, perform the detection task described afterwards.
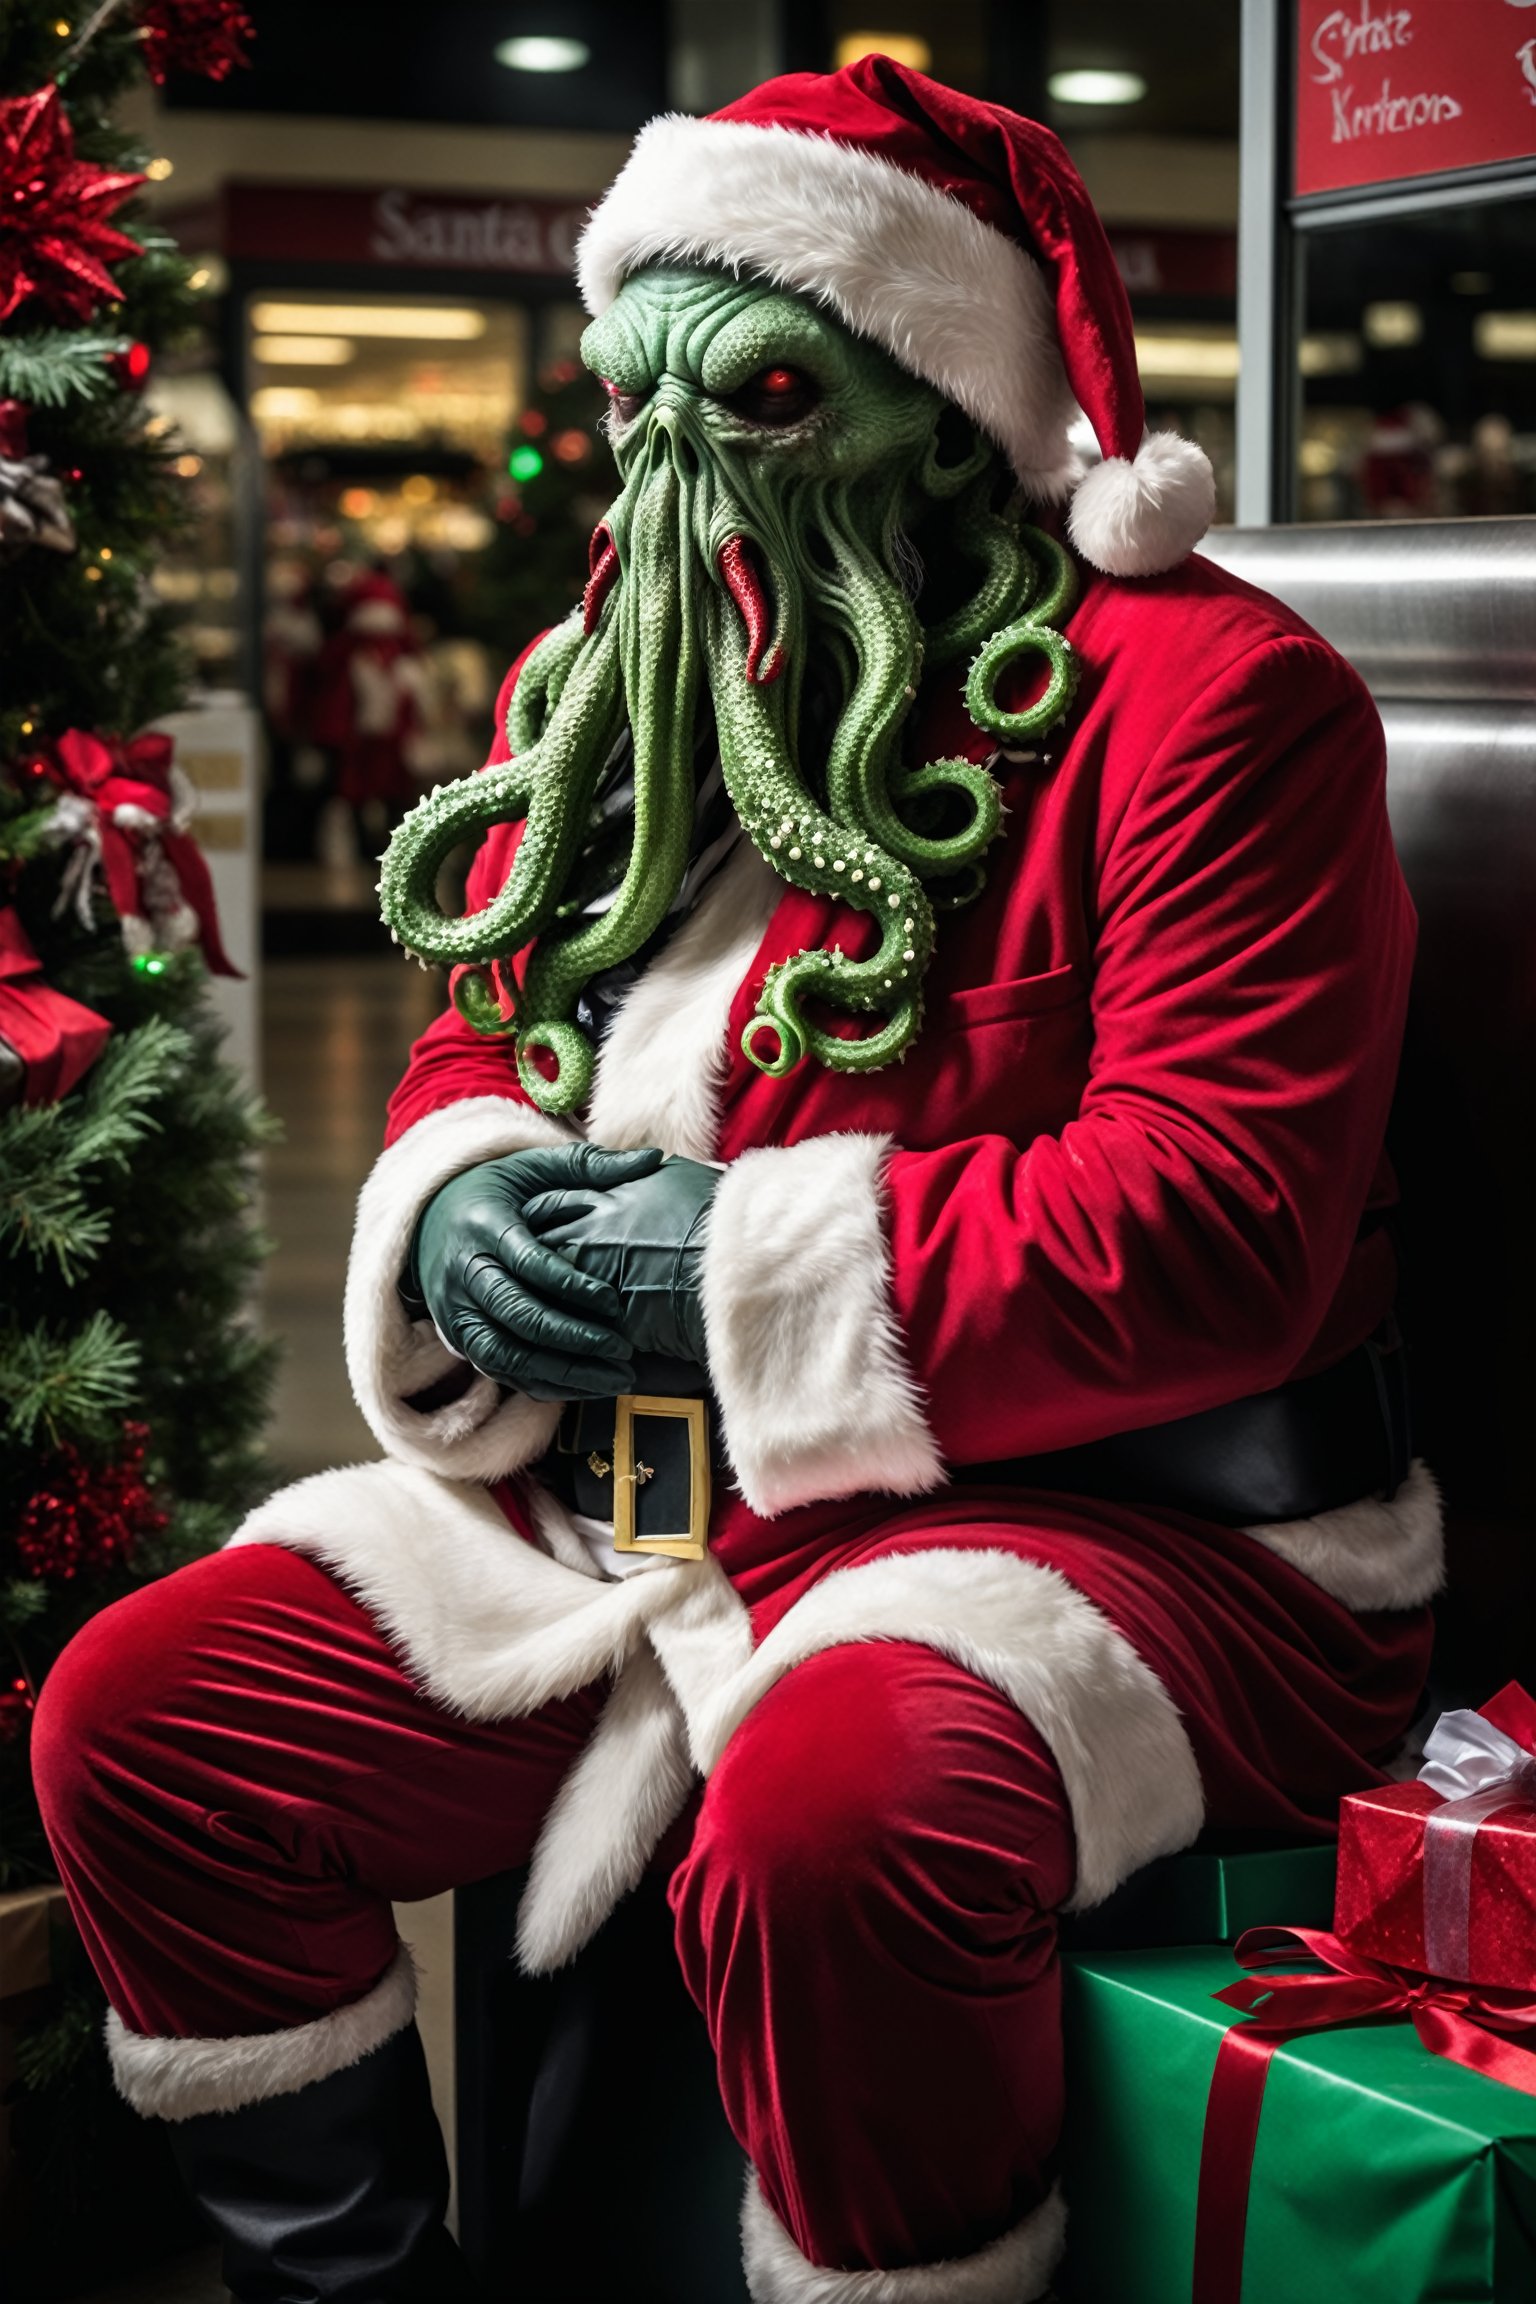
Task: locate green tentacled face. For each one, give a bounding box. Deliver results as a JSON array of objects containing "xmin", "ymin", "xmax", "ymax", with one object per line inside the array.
[{"xmin": 378, "ymin": 267, "xmax": 1078, "ymax": 1114}]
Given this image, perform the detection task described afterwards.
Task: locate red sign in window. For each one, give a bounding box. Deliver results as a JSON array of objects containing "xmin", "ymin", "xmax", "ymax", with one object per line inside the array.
[{"xmin": 1295, "ymin": 0, "xmax": 1536, "ymax": 197}]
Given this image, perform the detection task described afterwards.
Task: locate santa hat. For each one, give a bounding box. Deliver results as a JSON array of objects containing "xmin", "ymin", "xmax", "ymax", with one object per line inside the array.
[
  {"xmin": 577, "ymin": 55, "xmax": 1215, "ymax": 579},
  {"xmin": 343, "ymin": 569, "xmax": 409, "ymax": 637}
]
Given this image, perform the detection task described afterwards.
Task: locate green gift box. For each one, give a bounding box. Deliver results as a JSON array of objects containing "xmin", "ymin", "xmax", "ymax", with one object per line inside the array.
[
  {"xmin": 1063, "ymin": 1841, "xmax": 1336, "ymax": 1951},
  {"xmin": 1059, "ymin": 1945, "xmax": 1536, "ymax": 2303}
]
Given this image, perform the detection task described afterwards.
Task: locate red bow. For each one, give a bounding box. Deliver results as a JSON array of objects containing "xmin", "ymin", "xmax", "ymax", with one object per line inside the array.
[
  {"xmin": 1193, "ymin": 1925, "xmax": 1536, "ymax": 2304},
  {"xmin": 0, "ymin": 906, "xmax": 111, "ymax": 1104},
  {"xmin": 41, "ymin": 728, "xmax": 241, "ymax": 977}
]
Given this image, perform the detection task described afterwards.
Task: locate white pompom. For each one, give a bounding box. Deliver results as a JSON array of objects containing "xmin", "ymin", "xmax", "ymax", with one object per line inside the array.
[{"xmin": 1066, "ymin": 431, "xmax": 1216, "ymax": 578}]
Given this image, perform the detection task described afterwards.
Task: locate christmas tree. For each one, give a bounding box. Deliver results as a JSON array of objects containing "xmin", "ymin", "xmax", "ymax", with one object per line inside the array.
[{"xmin": 0, "ymin": 3, "xmax": 269, "ymax": 2281}]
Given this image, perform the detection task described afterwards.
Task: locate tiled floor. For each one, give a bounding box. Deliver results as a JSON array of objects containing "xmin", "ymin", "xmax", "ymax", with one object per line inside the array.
[
  {"xmin": 261, "ymin": 954, "xmax": 440, "ymax": 1483},
  {"xmin": 76, "ymin": 953, "xmax": 456, "ymax": 2304}
]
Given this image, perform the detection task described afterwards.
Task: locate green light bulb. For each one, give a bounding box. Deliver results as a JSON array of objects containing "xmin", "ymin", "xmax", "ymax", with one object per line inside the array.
[{"xmin": 508, "ymin": 444, "xmax": 544, "ymax": 482}]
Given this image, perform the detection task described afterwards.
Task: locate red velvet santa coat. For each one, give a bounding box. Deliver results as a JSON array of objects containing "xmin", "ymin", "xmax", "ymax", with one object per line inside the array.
[{"xmin": 234, "ymin": 548, "xmax": 1440, "ymax": 1970}]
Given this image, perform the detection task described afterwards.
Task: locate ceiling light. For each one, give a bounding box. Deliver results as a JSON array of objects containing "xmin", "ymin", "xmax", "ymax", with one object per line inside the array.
[
  {"xmin": 1299, "ymin": 332, "xmax": 1364, "ymax": 376},
  {"xmin": 253, "ymin": 336, "xmax": 355, "ymax": 365},
  {"xmin": 249, "ymin": 302, "xmax": 488, "ymax": 340},
  {"xmin": 1363, "ymin": 300, "xmax": 1422, "ymax": 348},
  {"xmin": 1475, "ymin": 311, "xmax": 1536, "ymax": 361},
  {"xmin": 494, "ymin": 35, "xmax": 591, "ymax": 72},
  {"xmin": 833, "ymin": 33, "xmax": 933, "ymax": 71},
  {"xmin": 1134, "ymin": 332, "xmax": 1239, "ymax": 380},
  {"xmin": 1048, "ymin": 69, "xmax": 1147, "ymax": 106},
  {"xmin": 250, "ymin": 387, "xmax": 322, "ymax": 420}
]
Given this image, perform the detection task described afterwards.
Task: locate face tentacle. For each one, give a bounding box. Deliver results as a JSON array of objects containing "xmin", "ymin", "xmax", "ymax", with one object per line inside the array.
[
  {"xmin": 376, "ymin": 266, "xmax": 1086, "ymax": 1112},
  {"xmin": 506, "ymin": 614, "xmax": 586, "ymax": 755},
  {"xmin": 809, "ymin": 490, "xmax": 1003, "ymax": 883},
  {"xmin": 964, "ymin": 524, "xmax": 1083, "ymax": 743},
  {"xmin": 377, "ymin": 613, "xmax": 624, "ymax": 984},
  {"xmin": 707, "ymin": 589, "xmax": 935, "ymax": 1075},
  {"xmin": 513, "ymin": 426, "xmax": 707, "ymax": 1112}
]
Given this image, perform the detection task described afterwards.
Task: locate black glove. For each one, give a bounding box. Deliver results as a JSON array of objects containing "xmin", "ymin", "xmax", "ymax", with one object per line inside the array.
[
  {"xmin": 408, "ymin": 1144, "xmax": 663, "ymax": 1400},
  {"xmin": 524, "ymin": 1156, "xmax": 720, "ymax": 1367}
]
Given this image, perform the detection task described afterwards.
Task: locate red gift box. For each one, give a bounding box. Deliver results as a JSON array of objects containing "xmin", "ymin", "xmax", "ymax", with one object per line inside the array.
[{"xmin": 1335, "ymin": 1682, "xmax": 1536, "ymax": 1993}]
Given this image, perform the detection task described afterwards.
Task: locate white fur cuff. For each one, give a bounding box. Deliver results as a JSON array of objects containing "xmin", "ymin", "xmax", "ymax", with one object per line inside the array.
[
  {"xmin": 106, "ymin": 1944, "xmax": 416, "ymax": 2123},
  {"xmin": 700, "ymin": 1132, "xmax": 943, "ymax": 1518},
  {"xmin": 742, "ymin": 2173, "xmax": 1066, "ymax": 2304},
  {"xmin": 344, "ymin": 1094, "xmax": 573, "ymax": 1481}
]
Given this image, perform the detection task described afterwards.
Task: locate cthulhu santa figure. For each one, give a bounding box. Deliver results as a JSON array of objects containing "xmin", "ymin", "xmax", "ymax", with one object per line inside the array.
[{"xmin": 37, "ymin": 59, "xmax": 1437, "ymax": 2304}]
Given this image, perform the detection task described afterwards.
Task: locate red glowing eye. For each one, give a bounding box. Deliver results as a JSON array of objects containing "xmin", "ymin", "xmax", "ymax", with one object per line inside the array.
[
  {"xmin": 734, "ymin": 366, "xmax": 818, "ymax": 426},
  {"xmin": 600, "ymin": 379, "xmax": 646, "ymax": 424}
]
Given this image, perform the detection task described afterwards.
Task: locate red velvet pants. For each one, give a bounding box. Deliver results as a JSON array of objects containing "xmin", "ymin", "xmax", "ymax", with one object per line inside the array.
[{"xmin": 34, "ymin": 1542, "xmax": 1074, "ymax": 2273}]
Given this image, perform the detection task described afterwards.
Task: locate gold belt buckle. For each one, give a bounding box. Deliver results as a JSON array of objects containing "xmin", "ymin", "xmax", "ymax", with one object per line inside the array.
[{"xmin": 611, "ymin": 1393, "xmax": 712, "ymax": 1562}]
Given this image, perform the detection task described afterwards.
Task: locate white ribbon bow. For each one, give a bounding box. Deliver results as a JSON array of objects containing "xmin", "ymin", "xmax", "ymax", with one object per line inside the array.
[{"xmin": 1419, "ymin": 1707, "xmax": 1536, "ymax": 1802}]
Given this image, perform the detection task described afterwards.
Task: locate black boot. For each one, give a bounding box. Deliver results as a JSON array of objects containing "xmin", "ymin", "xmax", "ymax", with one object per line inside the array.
[{"xmin": 167, "ymin": 2023, "xmax": 480, "ymax": 2303}]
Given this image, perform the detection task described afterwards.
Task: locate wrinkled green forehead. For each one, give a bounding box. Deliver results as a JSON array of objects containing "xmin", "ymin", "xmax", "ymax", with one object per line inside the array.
[{"xmin": 579, "ymin": 265, "xmax": 910, "ymax": 402}]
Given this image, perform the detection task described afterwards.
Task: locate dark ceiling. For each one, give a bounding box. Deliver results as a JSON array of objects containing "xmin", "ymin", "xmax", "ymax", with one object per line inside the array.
[{"xmin": 165, "ymin": 1, "xmax": 1240, "ymax": 144}]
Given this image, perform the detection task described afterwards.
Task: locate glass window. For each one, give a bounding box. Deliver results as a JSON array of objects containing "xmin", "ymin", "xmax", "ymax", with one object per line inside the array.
[{"xmin": 1297, "ymin": 195, "xmax": 1536, "ymax": 521}]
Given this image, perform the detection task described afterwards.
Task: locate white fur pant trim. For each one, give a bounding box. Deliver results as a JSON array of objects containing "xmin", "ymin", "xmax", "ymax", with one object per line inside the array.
[
  {"xmin": 1244, "ymin": 1458, "xmax": 1443, "ymax": 1611},
  {"xmin": 691, "ymin": 1544, "xmax": 1205, "ymax": 1911},
  {"xmin": 701, "ymin": 1132, "xmax": 944, "ymax": 1518},
  {"xmin": 742, "ymin": 2173, "xmax": 1066, "ymax": 2304},
  {"xmin": 106, "ymin": 1944, "xmax": 417, "ymax": 2123}
]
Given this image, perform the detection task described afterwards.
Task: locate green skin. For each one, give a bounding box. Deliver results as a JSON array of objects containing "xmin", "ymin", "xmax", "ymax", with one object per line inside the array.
[{"xmin": 378, "ymin": 269, "xmax": 1080, "ymax": 1116}]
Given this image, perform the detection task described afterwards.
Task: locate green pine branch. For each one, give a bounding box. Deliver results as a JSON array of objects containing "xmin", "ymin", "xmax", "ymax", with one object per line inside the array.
[
  {"xmin": 0, "ymin": 791, "xmax": 57, "ymax": 869},
  {"xmin": 0, "ymin": 1018, "xmax": 189, "ymax": 1280},
  {"xmin": 0, "ymin": 1577, "xmax": 49, "ymax": 1630},
  {"xmin": 0, "ymin": 1310, "xmax": 139, "ymax": 1452},
  {"xmin": 0, "ymin": 331, "xmax": 127, "ymax": 410}
]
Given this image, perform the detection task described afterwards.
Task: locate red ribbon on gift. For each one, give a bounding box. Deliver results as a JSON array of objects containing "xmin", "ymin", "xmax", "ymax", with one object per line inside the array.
[
  {"xmin": 41, "ymin": 728, "xmax": 241, "ymax": 977},
  {"xmin": 1192, "ymin": 1924, "xmax": 1536, "ymax": 2304},
  {"xmin": 0, "ymin": 906, "xmax": 111, "ymax": 1103}
]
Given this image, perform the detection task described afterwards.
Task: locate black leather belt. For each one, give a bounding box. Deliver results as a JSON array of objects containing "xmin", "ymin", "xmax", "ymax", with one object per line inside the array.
[
  {"xmin": 955, "ymin": 1325, "xmax": 1412, "ymax": 1527},
  {"xmin": 545, "ymin": 1383, "xmax": 720, "ymax": 1559},
  {"xmin": 539, "ymin": 1327, "xmax": 1411, "ymax": 1546}
]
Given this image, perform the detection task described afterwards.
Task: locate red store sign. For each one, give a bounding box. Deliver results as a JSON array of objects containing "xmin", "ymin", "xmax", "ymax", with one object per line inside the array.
[
  {"xmin": 187, "ymin": 182, "xmax": 595, "ymax": 275},
  {"xmin": 1295, "ymin": 0, "xmax": 1536, "ymax": 196}
]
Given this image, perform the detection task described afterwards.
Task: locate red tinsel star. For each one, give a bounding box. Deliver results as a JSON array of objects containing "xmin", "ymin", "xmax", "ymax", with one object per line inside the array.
[
  {"xmin": 14, "ymin": 1421, "xmax": 167, "ymax": 1584},
  {"xmin": 0, "ymin": 85, "xmax": 144, "ymax": 328},
  {"xmin": 138, "ymin": 0, "xmax": 254, "ymax": 85}
]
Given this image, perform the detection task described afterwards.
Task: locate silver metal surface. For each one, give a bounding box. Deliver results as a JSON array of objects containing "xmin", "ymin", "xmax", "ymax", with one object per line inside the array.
[
  {"xmin": 1381, "ymin": 701, "xmax": 1536, "ymax": 849},
  {"xmin": 1200, "ymin": 519, "xmax": 1536, "ymax": 700},
  {"xmin": 1199, "ymin": 521, "xmax": 1536, "ymax": 1671},
  {"xmin": 1236, "ymin": 0, "xmax": 1288, "ymax": 526}
]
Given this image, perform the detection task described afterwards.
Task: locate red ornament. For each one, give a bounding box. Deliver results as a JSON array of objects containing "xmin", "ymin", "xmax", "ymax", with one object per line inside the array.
[
  {"xmin": 0, "ymin": 1676, "xmax": 35, "ymax": 1744},
  {"xmin": 0, "ymin": 396, "xmax": 28, "ymax": 458},
  {"xmin": 137, "ymin": 0, "xmax": 254, "ymax": 84},
  {"xmin": 108, "ymin": 339, "xmax": 152, "ymax": 391},
  {"xmin": 14, "ymin": 1422, "xmax": 167, "ymax": 1585},
  {"xmin": 0, "ymin": 86, "xmax": 144, "ymax": 328},
  {"xmin": 0, "ymin": 905, "xmax": 112, "ymax": 1106}
]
